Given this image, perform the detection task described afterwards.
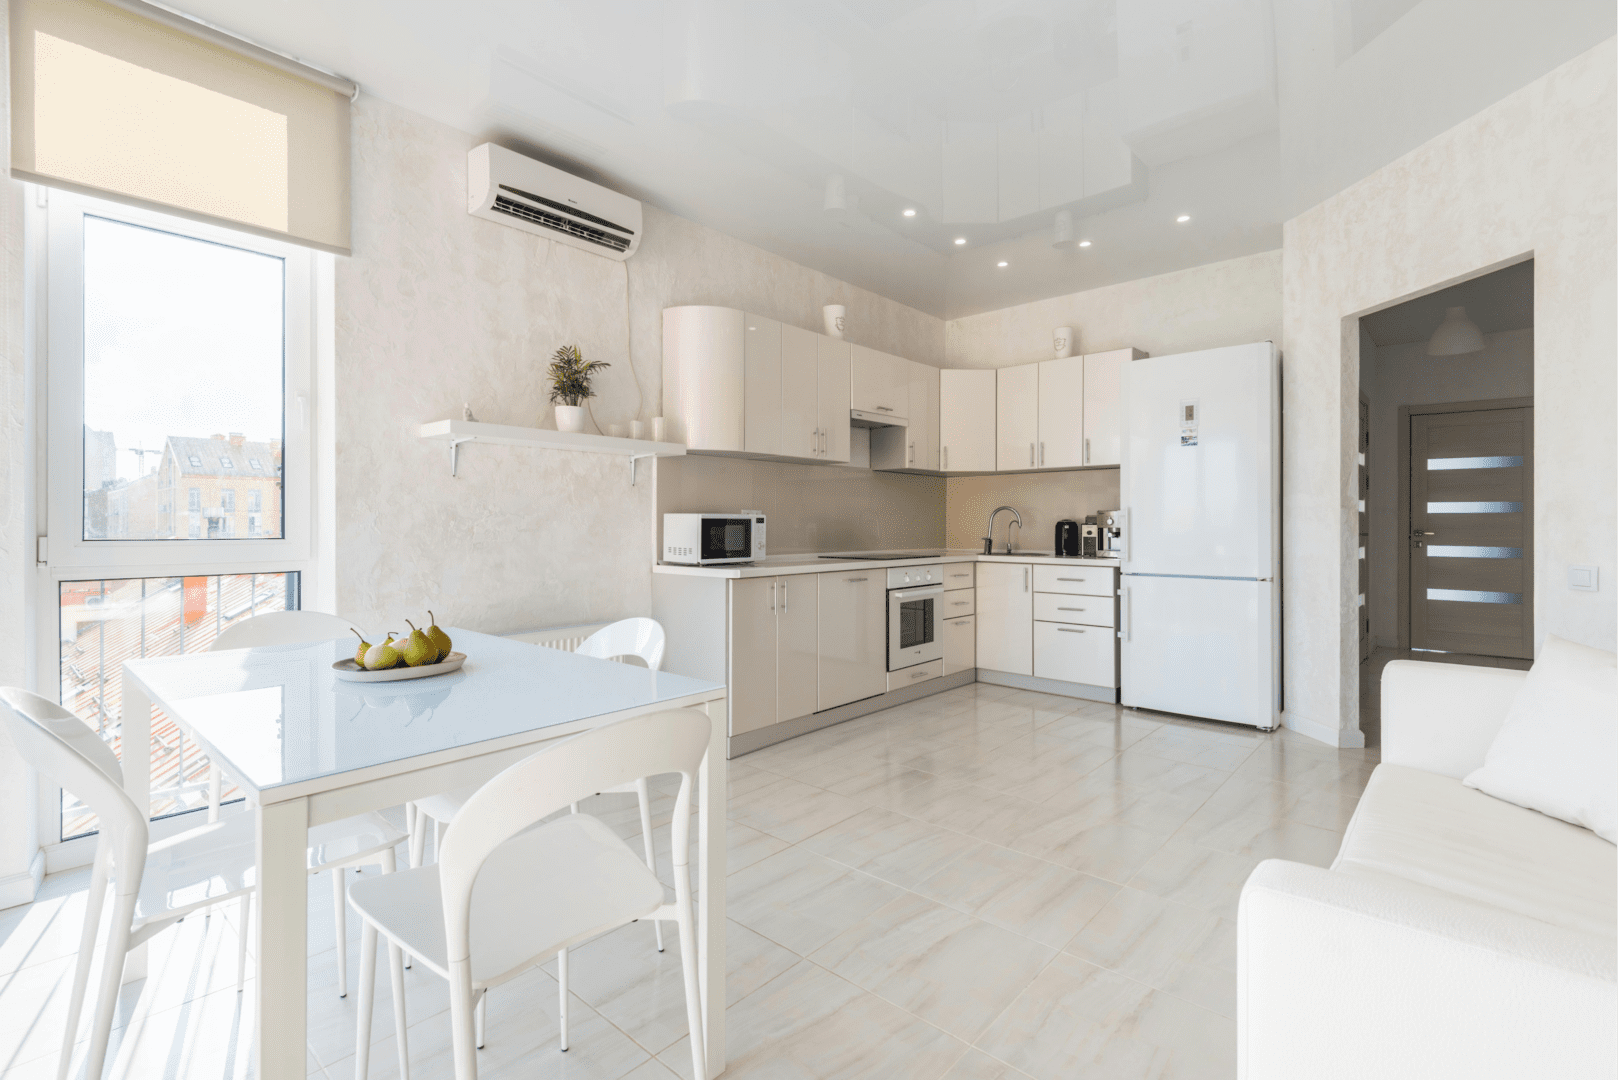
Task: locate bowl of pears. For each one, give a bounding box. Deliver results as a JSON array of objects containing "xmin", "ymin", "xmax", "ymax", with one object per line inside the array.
[{"xmin": 333, "ymin": 613, "xmax": 465, "ymax": 682}]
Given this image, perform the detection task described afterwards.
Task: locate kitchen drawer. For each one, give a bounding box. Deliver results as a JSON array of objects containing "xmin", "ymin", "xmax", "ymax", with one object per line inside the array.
[
  {"xmin": 942, "ymin": 564, "xmax": 975, "ymax": 591},
  {"xmin": 1033, "ymin": 565, "xmax": 1114, "ymax": 597},
  {"xmin": 941, "ymin": 590, "xmax": 976, "ymax": 618},
  {"xmin": 889, "ymin": 658, "xmax": 943, "ymax": 691},
  {"xmin": 943, "ymin": 614, "xmax": 975, "ymax": 675},
  {"xmin": 1034, "ymin": 620, "xmax": 1116, "ymax": 687},
  {"xmin": 1033, "ymin": 592, "xmax": 1113, "ymax": 627}
]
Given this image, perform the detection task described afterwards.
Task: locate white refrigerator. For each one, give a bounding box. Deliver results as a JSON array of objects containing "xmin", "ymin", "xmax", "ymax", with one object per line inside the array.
[{"xmin": 1119, "ymin": 341, "xmax": 1280, "ymax": 729}]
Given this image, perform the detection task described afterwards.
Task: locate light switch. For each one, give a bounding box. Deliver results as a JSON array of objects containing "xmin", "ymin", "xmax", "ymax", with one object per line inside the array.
[{"xmin": 1569, "ymin": 565, "xmax": 1598, "ymax": 592}]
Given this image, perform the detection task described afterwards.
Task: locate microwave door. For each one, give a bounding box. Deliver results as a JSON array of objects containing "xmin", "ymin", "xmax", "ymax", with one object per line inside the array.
[{"xmin": 701, "ymin": 518, "xmax": 752, "ymax": 562}]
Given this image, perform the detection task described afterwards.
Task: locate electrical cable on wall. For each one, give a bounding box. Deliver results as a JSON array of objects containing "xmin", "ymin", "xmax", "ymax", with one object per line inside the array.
[{"xmin": 585, "ymin": 255, "xmax": 643, "ymax": 435}]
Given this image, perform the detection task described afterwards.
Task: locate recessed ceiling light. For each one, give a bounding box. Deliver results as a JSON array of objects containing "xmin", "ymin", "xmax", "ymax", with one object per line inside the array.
[
  {"xmin": 902, "ymin": 208, "xmax": 916, "ymax": 217},
  {"xmin": 1176, "ymin": 214, "xmax": 1191, "ymax": 223},
  {"xmin": 1078, "ymin": 240, "xmax": 1091, "ymax": 248},
  {"xmin": 997, "ymin": 261, "xmax": 1008, "ymax": 268},
  {"xmin": 954, "ymin": 237, "xmax": 967, "ymax": 245}
]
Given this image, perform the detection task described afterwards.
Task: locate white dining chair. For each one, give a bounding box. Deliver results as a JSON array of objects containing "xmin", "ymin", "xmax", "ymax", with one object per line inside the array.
[
  {"xmin": 408, "ymin": 619, "xmax": 670, "ymax": 950},
  {"xmin": 0, "ymin": 688, "xmax": 265, "ymax": 1080},
  {"xmin": 347, "ymin": 707, "xmax": 710, "ymax": 1080},
  {"xmin": 204, "ymin": 609, "xmax": 409, "ymax": 997}
]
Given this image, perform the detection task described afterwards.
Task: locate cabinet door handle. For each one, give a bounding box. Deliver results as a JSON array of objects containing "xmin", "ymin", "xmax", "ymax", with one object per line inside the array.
[
  {"xmin": 1023, "ymin": 568, "xmax": 1029, "ymax": 592},
  {"xmin": 1057, "ymin": 606, "xmax": 1086, "ymax": 611},
  {"xmin": 942, "ymin": 446, "xmax": 948, "ymax": 470},
  {"xmin": 845, "ymin": 577, "xmax": 869, "ymax": 583},
  {"xmin": 908, "ymin": 440, "xmax": 914, "ymax": 466},
  {"xmin": 781, "ymin": 579, "xmax": 787, "ymax": 612},
  {"xmin": 1056, "ymin": 577, "xmax": 1085, "ymax": 582},
  {"xmin": 910, "ymin": 668, "xmax": 930, "ymax": 679},
  {"xmin": 1039, "ymin": 441, "xmax": 1045, "ymax": 466},
  {"xmin": 769, "ymin": 581, "xmax": 776, "ymax": 611},
  {"xmin": 1029, "ymin": 442, "xmax": 1034, "ymax": 467},
  {"xmin": 1057, "ymin": 627, "xmax": 1086, "ymax": 634},
  {"xmin": 1084, "ymin": 438, "xmax": 1090, "ymax": 464},
  {"xmin": 877, "ymin": 405, "xmax": 893, "ymax": 412},
  {"xmin": 811, "ymin": 428, "xmax": 818, "ymax": 455},
  {"xmin": 951, "ymin": 600, "xmax": 970, "ymax": 606}
]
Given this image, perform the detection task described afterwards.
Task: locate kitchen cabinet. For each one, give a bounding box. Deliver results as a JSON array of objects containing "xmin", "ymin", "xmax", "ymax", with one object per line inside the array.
[
  {"xmin": 728, "ymin": 575, "xmax": 821, "ymax": 736},
  {"xmin": 776, "ymin": 575, "xmax": 819, "ymax": 721},
  {"xmin": 943, "ymin": 614, "xmax": 976, "ymax": 675},
  {"xmin": 1033, "ymin": 621, "xmax": 1115, "ymax": 685},
  {"xmin": 850, "ymin": 344, "xmax": 909, "ymax": 420},
  {"xmin": 818, "ymin": 336, "xmax": 852, "ymax": 463},
  {"xmin": 943, "ymin": 563, "xmax": 974, "ymax": 592},
  {"xmin": 975, "ymin": 562, "xmax": 1033, "ymax": 675},
  {"xmin": 941, "ymin": 590, "xmax": 976, "ymax": 619},
  {"xmin": 781, "ymin": 323, "xmax": 821, "ymax": 460},
  {"xmin": 870, "ymin": 359, "xmax": 939, "ymax": 472},
  {"xmin": 889, "ymin": 658, "xmax": 942, "ymax": 691},
  {"xmin": 940, "ymin": 368, "xmax": 996, "ymax": 472},
  {"xmin": 663, "ymin": 306, "xmax": 744, "ymax": 452},
  {"xmin": 743, "ymin": 316, "xmax": 782, "ymax": 456},
  {"xmin": 1081, "ymin": 347, "xmax": 1146, "ymax": 467},
  {"xmin": 1034, "ymin": 592, "xmax": 1113, "ymax": 627},
  {"xmin": 1037, "ymin": 356, "xmax": 1085, "ymax": 468},
  {"xmin": 996, "ymin": 363, "xmax": 1039, "ymax": 471},
  {"xmin": 1033, "ymin": 565, "xmax": 1113, "ymax": 595},
  {"xmin": 818, "ymin": 570, "xmax": 886, "ymax": 710}
]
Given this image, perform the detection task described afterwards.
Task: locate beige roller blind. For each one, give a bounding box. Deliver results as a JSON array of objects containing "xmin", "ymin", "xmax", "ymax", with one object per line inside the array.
[{"xmin": 10, "ymin": 0, "xmax": 351, "ymax": 254}]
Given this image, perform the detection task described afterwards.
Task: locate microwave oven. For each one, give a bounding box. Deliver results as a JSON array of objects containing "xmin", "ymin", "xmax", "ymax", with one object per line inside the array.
[{"xmin": 663, "ymin": 513, "xmax": 766, "ymax": 565}]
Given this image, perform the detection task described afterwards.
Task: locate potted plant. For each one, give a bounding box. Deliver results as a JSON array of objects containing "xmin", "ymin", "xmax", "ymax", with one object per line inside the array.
[{"xmin": 547, "ymin": 344, "xmax": 609, "ymax": 433}]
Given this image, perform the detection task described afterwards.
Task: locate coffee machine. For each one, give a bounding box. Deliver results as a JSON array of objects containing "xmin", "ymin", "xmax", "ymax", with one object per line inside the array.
[
  {"xmin": 1099, "ymin": 510, "xmax": 1127, "ymax": 556},
  {"xmin": 1081, "ymin": 517, "xmax": 1100, "ymax": 557},
  {"xmin": 1055, "ymin": 520, "xmax": 1080, "ymax": 558}
]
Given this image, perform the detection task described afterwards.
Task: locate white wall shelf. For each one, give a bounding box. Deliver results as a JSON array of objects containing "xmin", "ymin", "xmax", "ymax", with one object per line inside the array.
[{"xmin": 419, "ymin": 419, "xmax": 685, "ymax": 483}]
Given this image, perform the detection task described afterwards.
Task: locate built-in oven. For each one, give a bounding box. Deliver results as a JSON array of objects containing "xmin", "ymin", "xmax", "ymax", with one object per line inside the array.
[{"xmin": 887, "ymin": 563, "xmax": 943, "ymax": 671}]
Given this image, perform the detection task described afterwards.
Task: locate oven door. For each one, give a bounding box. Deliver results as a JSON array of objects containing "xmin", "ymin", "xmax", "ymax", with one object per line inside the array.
[{"xmin": 888, "ymin": 585, "xmax": 944, "ymax": 670}]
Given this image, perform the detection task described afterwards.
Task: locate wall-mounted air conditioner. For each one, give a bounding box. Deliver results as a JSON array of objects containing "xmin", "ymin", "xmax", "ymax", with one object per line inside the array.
[{"xmin": 468, "ymin": 142, "xmax": 642, "ymax": 261}]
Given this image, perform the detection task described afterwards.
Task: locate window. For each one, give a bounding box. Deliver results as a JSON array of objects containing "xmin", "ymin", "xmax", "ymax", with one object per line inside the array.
[
  {"xmin": 41, "ymin": 190, "xmax": 317, "ymax": 846},
  {"xmin": 249, "ymin": 458, "xmax": 262, "ymax": 470},
  {"xmin": 247, "ymin": 489, "xmax": 261, "ymax": 513}
]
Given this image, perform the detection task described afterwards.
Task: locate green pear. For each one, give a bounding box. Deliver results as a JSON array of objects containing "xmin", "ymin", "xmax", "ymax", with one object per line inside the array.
[
  {"xmin": 350, "ymin": 628, "xmax": 371, "ymax": 667},
  {"xmin": 363, "ymin": 633, "xmax": 402, "ymax": 670},
  {"xmin": 425, "ymin": 611, "xmax": 452, "ymax": 660},
  {"xmin": 400, "ymin": 621, "xmax": 438, "ymax": 667}
]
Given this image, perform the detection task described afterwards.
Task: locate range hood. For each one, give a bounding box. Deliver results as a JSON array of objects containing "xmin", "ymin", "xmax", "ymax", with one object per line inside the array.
[{"xmin": 850, "ymin": 409, "xmax": 907, "ymax": 429}]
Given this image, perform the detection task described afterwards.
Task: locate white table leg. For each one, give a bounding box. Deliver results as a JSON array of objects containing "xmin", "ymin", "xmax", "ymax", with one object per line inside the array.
[
  {"xmin": 119, "ymin": 675, "xmax": 153, "ymax": 984},
  {"xmin": 698, "ymin": 695, "xmax": 728, "ymax": 1075},
  {"xmin": 255, "ymin": 797, "xmax": 309, "ymax": 1080}
]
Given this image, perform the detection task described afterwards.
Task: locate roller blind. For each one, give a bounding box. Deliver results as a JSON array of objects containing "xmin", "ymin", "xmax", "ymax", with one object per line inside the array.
[{"xmin": 10, "ymin": 0, "xmax": 352, "ymax": 254}]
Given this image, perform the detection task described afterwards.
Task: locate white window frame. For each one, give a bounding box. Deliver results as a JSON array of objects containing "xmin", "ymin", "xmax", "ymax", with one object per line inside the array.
[{"xmin": 33, "ymin": 189, "xmax": 325, "ymax": 867}]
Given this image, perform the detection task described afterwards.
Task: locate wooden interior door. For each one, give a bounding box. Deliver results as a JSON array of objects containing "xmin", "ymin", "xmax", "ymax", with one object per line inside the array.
[
  {"xmin": 1409, "ymin": 406, "xmax": 1533, "ymax": 658},
  {"xmin": 1359, "ymin": 394, "xmax": 1372, "ymax": 661}
]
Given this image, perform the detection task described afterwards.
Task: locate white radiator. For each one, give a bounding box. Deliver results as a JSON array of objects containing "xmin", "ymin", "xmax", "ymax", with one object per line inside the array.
[{"xmin": 504, "ymin": 622, "xmax": 611, "ymax": 653}]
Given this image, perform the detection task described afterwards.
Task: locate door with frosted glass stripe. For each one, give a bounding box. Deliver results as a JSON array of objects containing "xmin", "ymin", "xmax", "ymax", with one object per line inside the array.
[{"xmin": 1410, "ymin": 407, "xmax": 1533, "ymax": 658}]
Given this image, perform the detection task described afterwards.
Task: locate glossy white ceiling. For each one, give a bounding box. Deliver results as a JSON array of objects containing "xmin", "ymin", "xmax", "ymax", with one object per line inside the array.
[{"xmin": 172, "ymin": 0, "xmax": 1613, "ymax": 318}]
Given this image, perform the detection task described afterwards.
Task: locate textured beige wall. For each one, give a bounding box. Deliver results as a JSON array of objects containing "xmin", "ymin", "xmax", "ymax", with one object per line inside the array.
[
  {"xmin": 333, "ymin": 97, "xmax": 944, "ymax": 633},
  {"xmin": 945, "ymin": 471, "xmax": 1121, "ymax": 553},
  {"xmin": 945, "ymin": 250, "xmax": 1282, "ymax": 369},
  {"xmin": 1366, "ymin": 329, "xmax": 1534, "ymax": 646},
  {"xmin": 657, "ymin": 455, "xmax": 945, "ymax": 555},
  {"xmin": 1283, "ymin": 39, "xmax": 1615, "ymax": 744}
]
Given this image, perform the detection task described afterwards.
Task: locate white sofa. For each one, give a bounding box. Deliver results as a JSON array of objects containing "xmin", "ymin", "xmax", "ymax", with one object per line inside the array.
[{"xmin": 1238, "ymin": 660, "xmax": 1617, "ymax": 1080}]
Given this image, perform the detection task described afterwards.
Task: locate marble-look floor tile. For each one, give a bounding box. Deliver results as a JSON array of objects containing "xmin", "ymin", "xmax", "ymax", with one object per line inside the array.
[
  {"xmin": 1035, "ymin": 710, "xmax": 1162, "ymax": 753},
  {"xmin": 900, "ymin": 780, "xmax": 1070, "ymax": 850},
  {"xmin": 801, "ymin": 807, "xmax": 982, "ymax": 889},
  {"xmin": 914, "ymin": 843, "xmax": 1118, "ymax": 950},
  {"xmin": 809, "ymin": 891, "xmax": 1055, "ymax": 1042},
  {"xmin": 1129, "ymin": 729, "xmax": 1256, "ymax": 772},
  {"xmin": 1172, "ymin": 809, "xmax": 1344, "ymax": 866},
  {"xmin": 1127, "ymin": 840, "xmax": 1260, "ymax": 918},
  {"xmin": 1087, "ymin": 750, "xmax": 1231, "ymax": 798},
  {"xmin": 1011, "ymin": 815, "xmax": 1177, "ymax": 884},
  {"xmin": 657, "ymin": 960, "xmax": 966, "ymax": 1080},
  {"xmin": 726, "ymin": 820, "xmax": 792, "ymax": 875},
  {"xmin": 726, "ymin": 774, "xmax": 865, "ymax": 844},
  {"xmin": 940, "ymin": 1047, "xmax": 1038, "ymax": 1080},
  {"xmin": 977, "ymin": 954, "xmax": 1234, "ymax": 1080},
  {"xmin": 1062, "ymin": 887, "xmax": 1236, "ymax": 1016},
  {"xmin": 726, "ymin": 846, "xmax": 908, "ymax": 957}
]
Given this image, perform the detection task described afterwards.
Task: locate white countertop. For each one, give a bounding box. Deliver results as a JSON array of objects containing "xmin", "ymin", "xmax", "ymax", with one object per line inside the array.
[{"xmin": 652, "ymin": 549, "xmax": 1120, "ymax": 579}]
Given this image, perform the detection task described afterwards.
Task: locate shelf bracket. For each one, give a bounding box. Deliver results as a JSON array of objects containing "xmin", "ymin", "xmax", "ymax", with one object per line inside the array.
[
  {"xmin": 629, "ymin": 453, "xmax": 656, "ymax": 486},
  {"xmin": 449, "ymin": 437, "xmax": 474, "ymax": 478}
]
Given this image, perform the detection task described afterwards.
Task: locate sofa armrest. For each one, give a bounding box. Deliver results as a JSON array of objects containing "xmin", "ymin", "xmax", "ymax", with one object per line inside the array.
[
  {"xmin": 1380, "ymin": 660, "xmax": 1527, "ymax": 778},
  {"xmin": 1239, "ymin": 859, "xmax": 1616, "ymax": 1080}
]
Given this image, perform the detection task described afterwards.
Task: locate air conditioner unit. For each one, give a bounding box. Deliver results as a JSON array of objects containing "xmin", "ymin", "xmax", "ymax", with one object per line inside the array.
[{"xmin": 468, "ymin": 143, "xmax": 641, "ymax": 261}]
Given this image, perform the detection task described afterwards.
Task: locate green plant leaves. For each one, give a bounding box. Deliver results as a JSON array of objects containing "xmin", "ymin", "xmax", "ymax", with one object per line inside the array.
[{"xmin": 547, "ymin": 344, "xmax": 610, "ymax": 406}]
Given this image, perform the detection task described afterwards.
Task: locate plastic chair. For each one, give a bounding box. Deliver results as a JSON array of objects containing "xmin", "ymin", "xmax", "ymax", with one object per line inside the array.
[
  {"xmin": 207, "ymin": 610, "xmax": 409, "ymax": 997},
  {"xmin": 0, "ymin": 688, "xmax": 263, "ymax": 1080},
  {"xmin": 347, "ymin": 708, "xmax": 711, "ymax": 1080}
]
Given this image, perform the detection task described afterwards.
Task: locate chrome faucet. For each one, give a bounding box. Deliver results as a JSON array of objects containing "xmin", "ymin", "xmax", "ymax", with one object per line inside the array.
[{"xmin": 984, "ymin": 506, "xmax": 1023, "ymax": 555}]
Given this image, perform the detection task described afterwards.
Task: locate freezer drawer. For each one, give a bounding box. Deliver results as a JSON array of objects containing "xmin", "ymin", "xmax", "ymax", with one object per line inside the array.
[
  {"xmin": 1033, "ymin": 592, "xmax": 1114, "ymax": 627},
  {"xmin": 943, "ymin": 564, "xmax": 975, "ymax": 592},
  {"xmin": 889, "ymin": 658, "xmax": 943, "ymax": 691},
  {"xmin": 1034, "ymin": 621, "xmax": 1116, "ymax": 687},
  {"xmin": 1120, "ymin": 575, "xmax": 1277, "ymax": 728},
  {"xmin": 943, "ymin": 614, "xmax": 975, "ymax": 675},
  {"xmin": 941, "ymin": 591, "xmax": 976, "ymax": 618},
  {"xmin": 1033, "ymin": 565, "xmax": 1114, "ymax": 597}
]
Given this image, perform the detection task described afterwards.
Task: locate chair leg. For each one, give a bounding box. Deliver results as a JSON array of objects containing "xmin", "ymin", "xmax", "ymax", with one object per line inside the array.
[
  {"xmin": 557, "ymin": 947, "xmax": 569, "ymax": 1052},
  {"xmin": 83, "ymin": 890, "xmax": 137, "ymax": 1080},
  {"xmin": 57, "ymin": 849, "xmax": 109, "ymax": 1080},
  {"xmin": 331, "ymin": 868, "xmax": 348, "ymax": 997},
  {"xmin": 433, "ymin": 819, "xmax": 444, "ymax": 864},
  {"xmin": 236, "ymin": 892, "xmax": 251, "ymax": 993},
  {"xmin": 448, "ymin": 961, "xmax": 478, "ymax": 1080},
  {"xmin": 674, "ymin": 884, "xmax": 708, "ymax": 1080},
  {"xmin": 635, "ymin": 778, "xmax": 664, "ymax": 952},
  {"xmin": 408, "ymin": 811, "xmax": 427, "ymax": 870},
  {"xmin": 354, "ymin": 921, "xmax": 378, "ymax": 1080},
  {"xmin": 207, "ymin": 761, "xmax": 222, "ymax": 823},
  {"xmin": 474, "ymin": 991, "xmax": 486, "ymax": 1050},
  {"xmin": 388, "ymin": 940, "xmax": 411, "ymax": 1080}
]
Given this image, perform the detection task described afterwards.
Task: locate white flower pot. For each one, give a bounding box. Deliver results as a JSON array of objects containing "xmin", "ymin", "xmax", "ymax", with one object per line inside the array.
[{"xmin": 555, "ymin": 405, "xmax": 586, "ymax": 432}]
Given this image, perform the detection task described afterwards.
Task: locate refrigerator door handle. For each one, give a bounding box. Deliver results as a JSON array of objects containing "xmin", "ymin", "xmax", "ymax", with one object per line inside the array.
[{"xmin": 1121, "ymin": 586, "xmax": 1132, "ymax": 641}]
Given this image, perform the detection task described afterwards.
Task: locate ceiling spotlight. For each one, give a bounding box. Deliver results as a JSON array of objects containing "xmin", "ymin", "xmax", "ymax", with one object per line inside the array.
[
  {"xmin": 1051, "ymin": 209, "xmax": 1075, "ymax": 250},
  {"xmin": 1176, "ymin": 214, "xmax": 1191, "ymax": 223},
  {"xmin": 1078, "ymin": 240, "xmax": 1092, "ymax": 248},
  {"xmin": 902, "ymin": 208, "xmax": 916, "ymax": 217},
  {"xmin": 997, "ymin": 261, "xmax": 1008, "ymax": 268},
  {"xmin": 954, "ymin": 237, "xmax": 967, "ymax": 245},
  {"xmin": 824, "ymin": 173, "xmax": 847, "ymax": 212}
]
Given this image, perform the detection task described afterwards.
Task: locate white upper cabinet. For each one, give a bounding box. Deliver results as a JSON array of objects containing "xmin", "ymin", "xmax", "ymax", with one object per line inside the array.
[
  {"xmin": 781, "ymin": 322, "xmax": 820, "ymax": 460},
  {"xmin": 743, "ymin": 315, "xmax": 782, "ymax": 456},
  {"xmin": 940, "ymin": 368, "xmax": 996, "ymax": 472},
  {"xmin": 663, "ymin": 306, "xmax": 744, "ymax": 451},
  {"xmin": 818, "ymin": 337, "xmax": 851, "ymax": 463},
  {"xmin": 996, "ymin": 363, "xmax": 1039, "ymax": 471},
  {"xmin": 850, "ymin": 344, "xmax": 909, "ymax": 421},
  {"xmin": 1082, "ymin": 347, "xmax": 1146, "ymax": 467},
  {"xmin": 1038, "ymin": 355, "xmax": 1085, "ymax": 469},
  {"xmin": 908, "ymin": 361, "xmax": 940, "ymax": 470}
]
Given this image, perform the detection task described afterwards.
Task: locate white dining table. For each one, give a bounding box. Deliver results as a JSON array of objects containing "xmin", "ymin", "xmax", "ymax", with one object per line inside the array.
[{"xmin": 120, "ymin": 628, "xmax": 729, "ymax": 1079}]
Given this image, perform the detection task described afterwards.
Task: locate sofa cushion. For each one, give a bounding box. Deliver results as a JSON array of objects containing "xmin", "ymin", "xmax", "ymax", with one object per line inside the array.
[{"xmin": 1333, "ymin": 764, "xmax": 1616, "ymax": 939}]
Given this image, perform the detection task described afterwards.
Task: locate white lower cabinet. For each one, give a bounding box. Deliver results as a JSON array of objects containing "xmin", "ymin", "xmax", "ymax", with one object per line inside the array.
[
  {"xmin": 729, "ymin": 576, "xmax": 819, "ymax": 737},
  {"xmin": 975, "ymin": 562, "xmax": 1033, "ymax": 675},
  {"xmin": 1033, "ymin": 620, "xmax": 1115, "ymax": 686},
  {"xmin": 889, "ymin": 658, "xmax": 942, "ymax": 691},
  {"xmin": 819, "ymin": 571, "xmax": 887, "ymax": 710},
  {"xmin": 943, "ymin": 615, "xmax": 975, "ymax": 675},
  {"xmin": 776, "ymin": 575, "xmax": 819, "ymax": 721}
]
